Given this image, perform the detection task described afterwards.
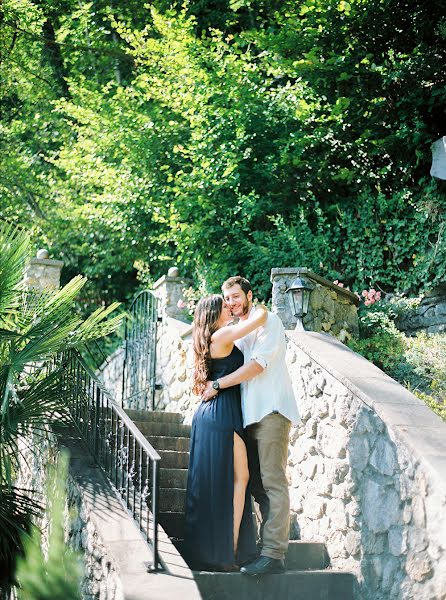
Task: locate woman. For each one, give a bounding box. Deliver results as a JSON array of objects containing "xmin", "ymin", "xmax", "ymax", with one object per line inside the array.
[{"xmin": 184, "ymin": 294, "xmax": 267, "ymax": 571}]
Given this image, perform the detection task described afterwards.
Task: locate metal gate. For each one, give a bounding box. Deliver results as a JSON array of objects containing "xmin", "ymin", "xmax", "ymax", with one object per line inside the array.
[{"xmin": 121, "ymin": 290, "xmax": 159, "ymax": 410}]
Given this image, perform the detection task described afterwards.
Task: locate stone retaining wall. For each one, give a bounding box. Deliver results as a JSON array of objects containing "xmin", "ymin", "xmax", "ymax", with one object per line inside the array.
[
  {"xmin": 286, "ymin": 333, "xmax": 446, "ymax": 600},
  {"xmin": 15, "ymin": 428, "xmax": 123, "ymax": 600},
  {"xmin": 154, "ymin": 317, "xmax": 195, "ymax": 420}
]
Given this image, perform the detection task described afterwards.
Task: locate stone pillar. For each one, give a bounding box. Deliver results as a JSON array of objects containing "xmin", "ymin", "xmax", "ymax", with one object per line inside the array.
[
  {"xmin": 395, "ymin": 283, "xmax": 446, "ymax": 334},
  {"xmin": 152, "ymin": 267, "xmax": 193, "ymax": 322},
  {"xmin": 24, "ymin": 249, "xmax": 63, "ymax": 290},
  {"xmin": 271, "ymin": 267, "xmax": 359, "ymax": 341}
]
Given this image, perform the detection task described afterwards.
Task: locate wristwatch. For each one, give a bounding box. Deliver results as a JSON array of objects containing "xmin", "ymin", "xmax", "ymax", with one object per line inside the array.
[{"xmin": 212, "ymin": 380, "xmax": 220, "ymax": 391}]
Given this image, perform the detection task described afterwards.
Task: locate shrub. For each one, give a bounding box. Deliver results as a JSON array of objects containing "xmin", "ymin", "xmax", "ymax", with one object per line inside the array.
[{"xmin": 348, "ymin": 294, "xmax": 446, "ymax": 422}]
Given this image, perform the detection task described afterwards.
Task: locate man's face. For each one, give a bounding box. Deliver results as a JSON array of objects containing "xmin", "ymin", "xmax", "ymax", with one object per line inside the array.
[{"xmin": 222, "ymin": 284, "xmax": 252, "ymax": 317}]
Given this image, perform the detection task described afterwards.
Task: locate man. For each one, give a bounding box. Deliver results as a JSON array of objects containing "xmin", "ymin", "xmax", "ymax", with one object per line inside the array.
[{"xmin": 202, "ymin": 276, "xmax": 300, "ymax": 576}]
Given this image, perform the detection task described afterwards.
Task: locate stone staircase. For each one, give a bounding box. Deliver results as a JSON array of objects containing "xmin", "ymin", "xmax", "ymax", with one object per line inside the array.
[{"xmin": 126, "ymin": 409, "xmax": 355, "ymax": 600}]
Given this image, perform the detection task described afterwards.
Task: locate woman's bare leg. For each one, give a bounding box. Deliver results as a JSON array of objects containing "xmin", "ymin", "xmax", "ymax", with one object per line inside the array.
[{"xmin": 233, "ymin": 433, "xmax": 250, "ymax": 556}]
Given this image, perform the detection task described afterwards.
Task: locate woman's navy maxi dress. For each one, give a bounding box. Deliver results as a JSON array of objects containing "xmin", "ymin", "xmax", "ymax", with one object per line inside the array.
[{"xmin": 184, "ymin": 345, "xmax": 257, "ymax": 570}]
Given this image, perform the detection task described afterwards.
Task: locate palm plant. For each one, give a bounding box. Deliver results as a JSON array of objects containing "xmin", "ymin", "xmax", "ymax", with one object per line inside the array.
[{"xmin": 0, "ymin": 222, "xmax": 122, "ymax": 588}]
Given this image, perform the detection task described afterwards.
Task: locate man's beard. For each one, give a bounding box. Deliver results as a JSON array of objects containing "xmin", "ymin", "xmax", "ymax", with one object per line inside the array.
[{"xmin": 232, "ymin": 298, "xmax": 250, "ymax": 317}]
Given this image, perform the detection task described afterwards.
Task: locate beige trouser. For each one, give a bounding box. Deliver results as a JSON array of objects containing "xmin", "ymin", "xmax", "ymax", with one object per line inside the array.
[{"xmin": 247, "ymin": 413, "xmax": 291, "ymax": 560}]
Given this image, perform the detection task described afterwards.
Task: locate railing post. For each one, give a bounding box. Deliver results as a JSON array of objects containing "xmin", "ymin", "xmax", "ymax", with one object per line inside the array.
[
  {"xmin": 94, "ymin": 385, "xmax": 100, "ymax": 455},
  {"xmin": 148, "ymin": 459, "xmax": 160, "ymax": 571},
  {"xmin": 150, "ymin": 302, "xmax": 159, "ymax": 411},
  {"xmin": 121, "ymin": 336, "xmax": 128, "ymax": 408}
]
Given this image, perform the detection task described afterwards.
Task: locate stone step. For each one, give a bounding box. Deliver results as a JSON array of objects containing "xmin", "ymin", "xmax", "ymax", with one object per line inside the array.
[
  {"xmin": 125, "ymin": 409, "xmax": 184, "ymax": 424},
  {"xmin": 174, "ymin": 540, "xmax": 328, "ymax": 572},
  {"xmin": 159, "ymin": 511, "xmax": 185, "ymax": 539},
  {"xmin": 158, "ymin": 450, "xmax": 190, "ymax": 469},
  {"xmin": 285, "ymin": 541, "xmax": 329, "ymax": 571},
  {"xmin": 159, "ymin": 487, "xmax": 187, "ymax": 512},
  {"xmin": 134, "ymin": 420, "xmax": 192, "ymax": 438},
  {"xmin": 193, "ymin": 570, "xmax": 355, "ymax": 600},
  {"xmin": 160, "ymin": 467, "xmax": 188, "ymax": 489},
  {"xmin": 144, "ymin": 435, "xmax": 190, "ymax": 452}
]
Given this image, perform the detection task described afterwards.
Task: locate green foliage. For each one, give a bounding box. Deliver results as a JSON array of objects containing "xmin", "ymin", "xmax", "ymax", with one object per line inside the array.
[
  {"xmin": 404, "ymin": 333, "xmax": 446, "ymax": 402},
  {"xmin": 1, "ymin": 0, "xmax": 445, "ymax": 305},
  {"xmin": 349, "ymin": 307, "xmax": 407, "ymax": 374},
  {"xmin": 15, "ymin": 452, "xmax": 82, "ymax": 600},
  {"xmin": 349, "ymin": 297, "xmax": 446, "ymax": 422},
  {"xmin": 0, "ymin": 222, "xmax": 122, "ymax": 587}
]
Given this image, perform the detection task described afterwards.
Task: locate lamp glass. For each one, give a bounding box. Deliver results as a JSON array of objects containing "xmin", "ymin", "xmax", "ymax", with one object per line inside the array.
[
  {"xmin": 302, "ymin": 288, "xmax": 311, "ymax": 315},
  {"xmin": 289, "ymin": 288, "xmax": 304, "ymax": 317}
]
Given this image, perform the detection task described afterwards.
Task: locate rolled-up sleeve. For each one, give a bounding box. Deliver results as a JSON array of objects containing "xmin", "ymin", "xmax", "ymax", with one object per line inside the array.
[{"xmin": 251, "ymin": 315, "xmax": 283, "ymax": 370}]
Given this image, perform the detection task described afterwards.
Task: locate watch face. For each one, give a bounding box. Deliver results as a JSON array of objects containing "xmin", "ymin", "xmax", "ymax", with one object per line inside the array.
[{"xmin": 212, "ymin": 381, "xmax": 219, "ymax": 390}]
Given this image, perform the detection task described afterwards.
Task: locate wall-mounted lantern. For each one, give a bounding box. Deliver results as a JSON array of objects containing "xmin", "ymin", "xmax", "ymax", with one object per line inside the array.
[{"xmin": 286, "ymin": 275, "xmax": 315, "ymax": 331}]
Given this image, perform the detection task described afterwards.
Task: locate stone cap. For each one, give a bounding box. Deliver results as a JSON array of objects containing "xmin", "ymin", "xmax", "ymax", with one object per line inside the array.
[
  {"xmin": 165, "ymin": 317, "xmax": 193, "ymax": 339},
  {"xmin": 287, "ymin": 330, "xmax": 446, "ymax": 493},
  {"xmin": 271, "ymin": 267, "xmax": 359, "ymax": 306},
  {"xmin": 29, "ymin": 257, "xmax": 64, "ymax": 267},
  {"xmin": 153, "ymin": 274, "xmax": 193, "ymax": 290}
]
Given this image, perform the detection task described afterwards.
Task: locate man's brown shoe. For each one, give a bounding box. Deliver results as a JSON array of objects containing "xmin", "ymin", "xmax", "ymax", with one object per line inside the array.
[{"xmin": 240, "ymin": 556, "xmax": 285, "ymax": 576}]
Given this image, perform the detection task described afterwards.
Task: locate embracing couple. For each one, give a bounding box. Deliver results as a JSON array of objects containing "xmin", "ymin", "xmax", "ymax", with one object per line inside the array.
[{"xmin": 184, "ymin": 276, "xmax": 300, "ymax": 575}]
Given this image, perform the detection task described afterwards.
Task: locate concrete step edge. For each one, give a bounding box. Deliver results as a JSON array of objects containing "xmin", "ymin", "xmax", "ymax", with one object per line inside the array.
[
  {"xmin": 125, "ymin": 409, "xmax": 184, "ymax": 423},
  {"xmin": 193, "ymin": 569, "xmax": 355, "ymax": 576}
]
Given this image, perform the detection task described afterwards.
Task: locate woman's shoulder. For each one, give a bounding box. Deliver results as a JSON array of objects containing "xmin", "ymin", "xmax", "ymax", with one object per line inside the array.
[{"xmin": 210, "ymin": 345, "xmax": 240, "ymax": 360}]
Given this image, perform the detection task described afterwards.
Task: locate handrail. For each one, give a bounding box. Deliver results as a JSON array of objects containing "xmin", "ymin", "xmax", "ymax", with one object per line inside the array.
[
  {"xmin": 65, "ymin": 350, "xmax": 162, "ymax": 571},
  {"xmin": 111, "ymin": 398, "xmax": 161, "ymax": 462}
]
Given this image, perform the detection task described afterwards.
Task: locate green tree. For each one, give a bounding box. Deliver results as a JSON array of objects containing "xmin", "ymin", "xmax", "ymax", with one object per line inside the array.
[{"xmin": 1, "ymin": 0, "xmax": 445, "ymax": 302}]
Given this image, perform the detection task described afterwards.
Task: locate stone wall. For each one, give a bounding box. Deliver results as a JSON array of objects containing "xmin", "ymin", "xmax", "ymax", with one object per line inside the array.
[
  {"xmin": 155, "ymin": 317, "xmax": 196, "ymax": 422},
  {"xmin": 23, "ymin": 254, "xmax": 63, "ymax": 290},
  {"xmin": 67, "ymin": 473, "xmax": 123, "ymax": 600},
  {"xmin": 286, "ymin": 332, "xmax": 446, "ymax": 600},
  {"xmin": 271, "ymin": 267, "xmax": 359, "ymax": 341},
  {"xmin": 395, "ymin": 284, "xmax": 446, "ymax": 335},
  {"xmin": 15, "ymin": 427, "xmax": 123, "ymax": 600}
]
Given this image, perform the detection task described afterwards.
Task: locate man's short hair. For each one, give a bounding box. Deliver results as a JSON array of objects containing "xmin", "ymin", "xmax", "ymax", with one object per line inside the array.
[{"xmin": 222, "ymin": 276, "xmax": 252, "ymax": 295}]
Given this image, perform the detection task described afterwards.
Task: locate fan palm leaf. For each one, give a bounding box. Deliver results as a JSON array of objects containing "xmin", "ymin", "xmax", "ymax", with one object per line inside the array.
[
  {"xmin": 0, "ymin": 486, "xmax": 43, "ymax": 585},
  {"xmin": 0, "ymin": 223, "xmax": 29, "ymax": 320},
  {"xmin": 0, "ymin": 223, "xmax": 123, "ymax": 588}
]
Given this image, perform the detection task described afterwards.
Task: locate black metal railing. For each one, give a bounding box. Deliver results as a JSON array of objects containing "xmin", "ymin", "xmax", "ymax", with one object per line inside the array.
[
  {"xmin": 65, "ymin": 351, "xmax": 162, "ymax": 571},
  {"xmin": 121, "ymin": 290, "xmax": 159, "ymax": 411}
]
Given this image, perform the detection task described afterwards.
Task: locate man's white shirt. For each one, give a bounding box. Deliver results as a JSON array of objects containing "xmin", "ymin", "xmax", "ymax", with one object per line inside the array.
[{"xmin": 236, "ymin": 308, "xmax": 300, "ymax": 428}]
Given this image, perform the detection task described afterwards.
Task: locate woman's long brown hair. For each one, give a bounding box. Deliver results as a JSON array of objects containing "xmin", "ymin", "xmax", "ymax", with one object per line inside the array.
[{"xmin": 192, "ymin": 294, "xmax": 223, "ymax": 395}]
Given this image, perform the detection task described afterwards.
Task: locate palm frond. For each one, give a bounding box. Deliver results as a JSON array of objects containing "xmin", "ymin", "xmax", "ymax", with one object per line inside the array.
[
  {"xmin": 69, "ymin": 302, "xmax": 123, "ymax": 345},
  {"xmin": 12, "ymin": 318, "xmax": 83, "ymax": 368},
  {"xmin": 1, "ymin": 367, "xmax": 70, "ymax": 440},
  {"xmin": 0, "ymin": 223, "xmax": 30, "ymax": 320},
  {"xmin": 0, "ymin": 329, "xmax": 22, "ymax": 341},
  {"xmin": 0, "ymin": 486, "xmax": 43, "ymax": 586},
  {"xmin": 19, "ymin": 276, "xmax": 86, "ymax": 342}
]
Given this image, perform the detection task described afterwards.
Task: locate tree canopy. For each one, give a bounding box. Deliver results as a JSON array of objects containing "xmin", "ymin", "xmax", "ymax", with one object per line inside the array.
[{"xmin": 1, "ymin": 0, "xmax": 445, "ymax": 302}]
